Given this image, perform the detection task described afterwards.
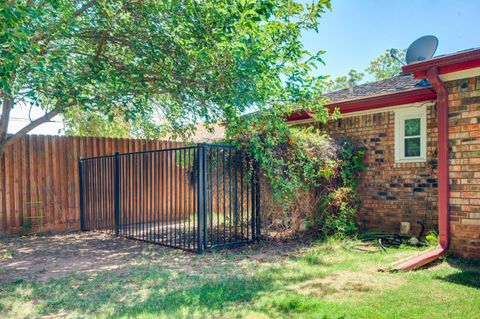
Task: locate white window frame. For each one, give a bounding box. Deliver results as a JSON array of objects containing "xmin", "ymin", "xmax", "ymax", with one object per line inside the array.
[{"xmin": 394, "ymin": 105, "xmax": 427, "ymax": 163}]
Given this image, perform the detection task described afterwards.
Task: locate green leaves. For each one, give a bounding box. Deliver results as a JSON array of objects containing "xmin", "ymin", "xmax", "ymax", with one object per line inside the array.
[
  {"xmin": 2, "ymin": 0, "xmax": 332, "ymax": 143},
  {"xmin": 324, "ymin": 48, "xmax": 406, "ymax": 93},
  {"xmin": 366, "ymin": 48, "xmax": 406, "ymax": 81},
  {"xmin": 227, "ymin": 108, "xmax": 365, "ymax": 239}
]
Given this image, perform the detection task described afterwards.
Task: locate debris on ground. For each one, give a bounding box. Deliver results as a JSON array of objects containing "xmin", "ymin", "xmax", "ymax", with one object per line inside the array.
[{"xmin": 359, "ymin": 232, "xmax": 430, "ymax": 251}]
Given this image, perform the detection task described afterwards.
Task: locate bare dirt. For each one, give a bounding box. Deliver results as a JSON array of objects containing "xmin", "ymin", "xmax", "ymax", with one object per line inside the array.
[{"xmin": 0, "ymin": 231, "xmax": 303, "ymax": 284}]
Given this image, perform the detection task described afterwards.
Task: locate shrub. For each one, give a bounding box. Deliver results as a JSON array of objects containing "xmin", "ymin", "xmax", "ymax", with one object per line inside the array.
[
  {"xmin": 316, "ymin": 140, "xmax": 365, "ymax": 239},
  {"xmin": 227, "ymin": 112, "xmax": 365, "ymax": 239}
]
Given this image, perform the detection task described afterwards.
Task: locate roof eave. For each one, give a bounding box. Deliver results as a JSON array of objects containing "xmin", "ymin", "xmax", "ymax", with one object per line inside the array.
[
  {"xmin": 285, "ymin": 87, "xmax": 436, "ymax": 122},
  {"xmin": 402, "ymin": 48, "xmax": 480, "ymax": 79},
  {"xmin": 327, "ymin": 87, "xmax": 436, "ymax": 114}
]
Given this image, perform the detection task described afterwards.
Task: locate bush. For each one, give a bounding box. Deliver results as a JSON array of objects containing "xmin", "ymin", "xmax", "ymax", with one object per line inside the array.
[
  {"xmin": 227, "ymin": 112, "xmax": 365, "ymax": 239},
  {"xmin": 315, "ymin": 140, "xmax": 365, "ymax": 239}
]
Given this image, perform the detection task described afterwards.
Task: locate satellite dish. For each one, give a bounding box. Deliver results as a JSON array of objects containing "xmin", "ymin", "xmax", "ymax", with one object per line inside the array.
[{"xmin": 406, "ymin": 35, "xmax": 438, "ymax": 64}]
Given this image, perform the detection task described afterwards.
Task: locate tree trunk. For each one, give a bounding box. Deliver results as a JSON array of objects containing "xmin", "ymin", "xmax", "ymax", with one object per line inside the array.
[{"xmin": 0, "ymin": 96, "xmax": 13, "ymax": 156}]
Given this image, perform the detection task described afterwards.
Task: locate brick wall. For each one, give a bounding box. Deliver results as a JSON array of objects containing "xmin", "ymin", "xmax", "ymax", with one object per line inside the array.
[
  {"xmin": 297, "ymin": 75, "xmax": 480, "ymax": 258},
  {"xmin": 447, "ymin": 76, "xmax": 480, "ymax": 258},
  {"xmin": 302, "ymin": 103, "xmax": 439, "ymax": 238}
]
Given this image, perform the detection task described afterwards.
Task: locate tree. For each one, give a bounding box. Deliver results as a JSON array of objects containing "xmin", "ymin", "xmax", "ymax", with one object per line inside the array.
[
  {"xmin": 324, "ymin": 69, "xmax": 364, "ymax": 92},
  {"xmin": 347, "ymin": 69, "xmax": 365, "ymax": 86},
  {"xmin": 365, "ymin": 49, "xmax": 406, "ymax": 81},
  {"xmin": 0, "ymin": 0, "xmax": 331, "ymax": 155},
  {"xmin": 323, "ymin": 49, "xmax": 406, "ymax": 92},
  {"xmin": 62, "ymin": 106, "xmax": 132, "ymax": 138},
  {"xmin": 63, "ymin": 105, "xmax": 162, "ymax": 139}
]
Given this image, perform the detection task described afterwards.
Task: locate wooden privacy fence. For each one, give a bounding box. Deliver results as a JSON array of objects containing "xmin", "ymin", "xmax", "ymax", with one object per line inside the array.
[{"xmin": 0, "ymin": 135, "xmax": 184, "ymax": 235}]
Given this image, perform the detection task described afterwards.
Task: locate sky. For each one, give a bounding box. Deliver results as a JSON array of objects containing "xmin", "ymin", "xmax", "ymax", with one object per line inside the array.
[
  {"xmin": 7, "ymin": 0, "xmax": 480, "ymax": 135},
  {"xmin": 303, "ymin": 0, "xmax": 480, "ymax": 79}
]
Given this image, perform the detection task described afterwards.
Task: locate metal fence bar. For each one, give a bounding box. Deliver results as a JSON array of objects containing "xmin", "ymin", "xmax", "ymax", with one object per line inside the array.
[
  {"xmin": 197, "ymin": 144, "xmax": 205, "ymax": 253},
  {"xmin": 234, "ymin": 151, "xmax": 238, "ymax": 242},
  {"xmin": 192, "ymin": 147, "xmax": 197, "ymax": 250},
  {"xmin": 78, "ymin": 144, "xmax": 259, "ymax": 253},
  {"xmin": 79, "ymin": 158, "xmax": 85, "ymax": 231},
  {"xmin": 160, "ymin": 151, "xmax": 164, "ymax": 245},
  {"xmin": 254, "ymin": 160, "xmax": 261, "ymax": 240},
  {"xmin": 114, "ymin": 152, "xmax": 120, "ymax": 236},
  {"xmin": 222, "ymin": 149, "xmax": 227, "ymax": 245}
]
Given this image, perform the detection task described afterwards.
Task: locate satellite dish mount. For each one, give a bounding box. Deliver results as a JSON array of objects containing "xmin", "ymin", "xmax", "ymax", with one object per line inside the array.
[{"xmin": 390, "ymin": 48, "xmax": 406, "ymax": 66}]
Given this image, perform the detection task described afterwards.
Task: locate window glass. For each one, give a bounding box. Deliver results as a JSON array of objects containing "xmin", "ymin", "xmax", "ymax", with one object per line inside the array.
[
  {"xmin": 405, "ymin": 118, "xmax": 420, "ymax": 136},
  {"xmin": 405, "ymin": 137, "xmax": 421, "ymax": 157}
]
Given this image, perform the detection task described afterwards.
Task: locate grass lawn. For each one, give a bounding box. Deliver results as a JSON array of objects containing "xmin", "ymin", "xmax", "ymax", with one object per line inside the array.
[{"xmin": 1, "ymin": 234, "xmax": 479, "ymax": 318}]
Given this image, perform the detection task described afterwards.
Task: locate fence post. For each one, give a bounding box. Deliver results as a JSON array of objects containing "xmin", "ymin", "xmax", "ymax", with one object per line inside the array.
[
  {"xmin": 79, "ymin": 157, "xmax": 86, "ymax": 231},
  {"xmin": 254, "ymin": 161, "xmax": 261, "ymax": 240},
  {"xmin": 250, "ymin": 159, "xmax": 261, "ymax": 241},
  {"xmin": 250, "ymin": 157, "xmax": 256, "ymax": 241},
  {"xmin": 114, "ymin": 152, "xmax": 120, "ymax": 237},
  {"xmin": 197, "ymin": 144, "xmax": 206, "ymax": 254}
]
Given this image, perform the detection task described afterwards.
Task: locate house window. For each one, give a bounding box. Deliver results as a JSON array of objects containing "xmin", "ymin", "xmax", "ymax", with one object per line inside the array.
[{"xmin": 394, "ymin": 106, "xmax": 427, "ymax": 163}]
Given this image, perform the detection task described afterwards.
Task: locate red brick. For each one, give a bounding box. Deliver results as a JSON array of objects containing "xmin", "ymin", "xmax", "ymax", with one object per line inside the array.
[{"xmin": 297, "ymin": 77, "xmax": 480, "ymax": 259}]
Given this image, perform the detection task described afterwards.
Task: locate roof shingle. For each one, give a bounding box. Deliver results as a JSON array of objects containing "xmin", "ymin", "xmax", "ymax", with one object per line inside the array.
[{"xmin": 325, "ymin": 74, "xmax": 429, "ymax": 104}]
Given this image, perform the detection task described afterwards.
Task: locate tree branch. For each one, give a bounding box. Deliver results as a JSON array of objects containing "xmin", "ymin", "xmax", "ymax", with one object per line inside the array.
[
  {"xmin": 9, "ymin": 109, "xmax": 59, "ymax": 140},
  {"xmin": 0, "ymin": 101, "xmax": 75, "ymax": 156},
  {"xmin": 94, "ymin": 31, "xmax": 108, "ymax": 62},
  {"xmin": 72, "ymin": 0, "xmax": 98, "ymax": 18}
]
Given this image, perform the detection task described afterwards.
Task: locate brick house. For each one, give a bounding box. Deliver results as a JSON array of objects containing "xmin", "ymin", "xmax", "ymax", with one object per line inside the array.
[{"xmin": 287, "ymin": 48, "xmax": 480, "ymax": 263}]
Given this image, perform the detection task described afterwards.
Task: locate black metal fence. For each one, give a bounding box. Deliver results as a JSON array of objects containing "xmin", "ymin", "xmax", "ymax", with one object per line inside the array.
[{"xmin": 79, "ymin": 144, "xmax": 260, "ymax": 253}]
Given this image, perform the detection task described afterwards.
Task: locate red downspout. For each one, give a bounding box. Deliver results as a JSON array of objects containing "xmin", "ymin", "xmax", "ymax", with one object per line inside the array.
[{"xmin": 393, "ymin": 67, "xmax": 449, "ymax": 271}]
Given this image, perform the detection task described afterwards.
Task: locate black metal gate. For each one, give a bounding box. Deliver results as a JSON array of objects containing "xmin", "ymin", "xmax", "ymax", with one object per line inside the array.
[{"xmin": 78, "ymin": 144, "xmax": 260, "ymax": 253}]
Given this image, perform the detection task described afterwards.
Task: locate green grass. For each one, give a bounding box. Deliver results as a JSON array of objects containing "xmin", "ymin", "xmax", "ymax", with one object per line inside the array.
[{"xmin": 1, "ymin": 241, "xmax": 479, "ymax": 318}]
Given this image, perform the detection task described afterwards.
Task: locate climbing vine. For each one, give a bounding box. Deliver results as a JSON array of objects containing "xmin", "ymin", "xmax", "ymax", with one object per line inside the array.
[
  {"xmin": 226, "ymin": 109, "xmax": 365, "ymax": 238},
  {"xmin": 316, "ymin": 140, "xmax": 365, "ymax": 238}
]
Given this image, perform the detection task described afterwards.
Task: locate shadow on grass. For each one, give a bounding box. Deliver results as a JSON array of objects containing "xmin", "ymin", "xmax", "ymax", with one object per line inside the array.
[
  {"xmin": 4, "ymin": 263, "xmax": 309, "ymax": 318},
  {"xmin": 108, "ymin": 274, "xmax": 272, "ymax": 318},
  {"xmin": 436, "ymin": 271, "xmax": 480, "ymax": 289},
  {"xmin": 3, "ymin": 253, "xmax": 336, "ymax": 319},
  {"xmin": 434, "ymin": 258, "xmax": 480, "ymax": 289}
]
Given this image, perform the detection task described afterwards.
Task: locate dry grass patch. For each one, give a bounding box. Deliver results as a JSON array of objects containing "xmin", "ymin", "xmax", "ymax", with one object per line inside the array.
[{"xmin": 290, "ymin": 270, "xmax": 406, "ymax": 301}]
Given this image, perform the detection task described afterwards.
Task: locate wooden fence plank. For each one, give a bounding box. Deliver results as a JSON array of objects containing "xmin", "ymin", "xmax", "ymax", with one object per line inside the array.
[
  {"xmin": 66, "ymin": 137, "xmax": 75, "ymax": 225},
  {"xmin": 5, "ymin": 144, "xmax": 13, "ymax": 232},
  {"xmin": 38, "ymin": 135, "xmax": 48, "ymax": 228},
  {"xmin": 72, "ymin": 137, "xmax": 79, "ymax": 225},
  {"xmin": 51, "ymin": 136, "xmax": 60, "ymax": 226},
  {"xmin": 59, "ymin": 136, "xmax": 68, "ymax": 224},
  {"xmin": 13, "ymin": 139, "xmax": 21, "ymax": 228},
  {"xmin": 44, "ymin": 135, "xmax": 52, "ymax": 226},
  {"xmin": 0, "ymin": 153, "xmax": 5, "ymax": 230}
]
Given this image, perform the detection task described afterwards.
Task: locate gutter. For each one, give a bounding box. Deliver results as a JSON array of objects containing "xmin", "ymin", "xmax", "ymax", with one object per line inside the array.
[
  {"xmin": 326, "ymin": 88, "xmax": 436, "ymax": 114},
  {"xmin": 403, "ymin": 48, "xmax": 480, "ymax": 77},
  {"xmin": 393, "ymin": 67, "xmax": 449, "ymax": 271},
  {"xmin": 285, "ymin": 88, "xmax": 436, "ymax": 122}
]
